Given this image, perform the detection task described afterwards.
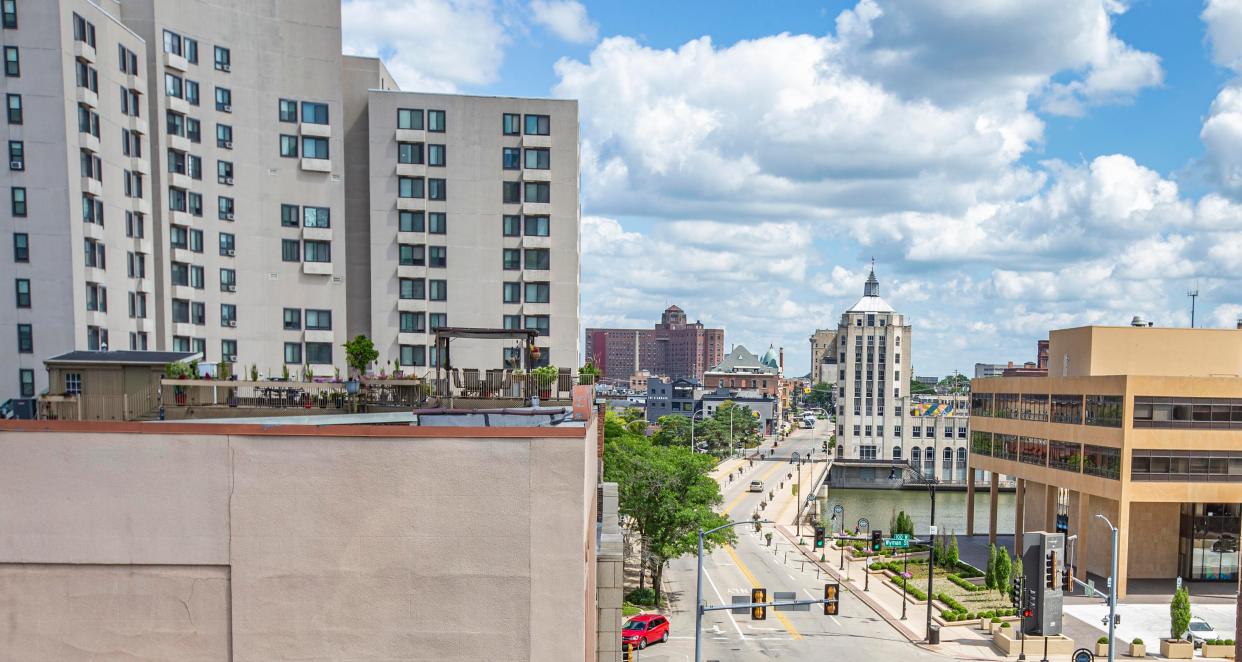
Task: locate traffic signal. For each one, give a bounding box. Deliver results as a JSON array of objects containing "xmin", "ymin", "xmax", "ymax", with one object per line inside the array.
[
  {"xmin": 822, "ymin": 441, "xmax": 828, "ymax": 452},
  {"xmin": 751, "ymin": 587, "xmax": 767, "ymax": 620},
  {"xmin": 1009, "ymin": 577, "xmax": 1020, "ymax": 608},
  {"xmin": 1045, "ymin": 550, "xmax": 1057, "ymax": 589},
  {"xmin": 1062, "ymin": 565, "xmax": 1072, "ymax": 592},
  {"xmin": 623, "ymin": 643, "xmax": 633, "ymax": 662},
  {"xmin": 871, "ymin": 529, "xmax": 883, "ymax": 552},
  {"xmin": 1022, "ymin": 608, "xmax": 1033, "ymax": 619},
  {"xmin": 814, "ymin": 526, "xmax": 825, "ymax": 549},
  {"xmin": 824, "ymin": 582, "xmax": 839, "ymax": 616}
]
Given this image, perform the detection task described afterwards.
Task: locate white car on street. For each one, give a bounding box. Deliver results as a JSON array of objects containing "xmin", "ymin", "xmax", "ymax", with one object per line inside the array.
[{"xmin": 1187, "ymin": 616, "xmax": 1217, "ymax": 648}]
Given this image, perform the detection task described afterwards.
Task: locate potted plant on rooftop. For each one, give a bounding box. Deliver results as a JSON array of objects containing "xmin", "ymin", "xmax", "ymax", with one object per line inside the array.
[
  {"xmin": 532, "ymin": 365, "xmax": 558, "ymax": 400},
  {"xmin": 342, "ymin": 334, "xmax": 378, "ymax": 397}
]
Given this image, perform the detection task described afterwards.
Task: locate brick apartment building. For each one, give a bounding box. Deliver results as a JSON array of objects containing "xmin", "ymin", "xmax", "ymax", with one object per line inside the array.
[{"xmin": 585, "ymin": 306, "xmax": 724, "ymax": 381}]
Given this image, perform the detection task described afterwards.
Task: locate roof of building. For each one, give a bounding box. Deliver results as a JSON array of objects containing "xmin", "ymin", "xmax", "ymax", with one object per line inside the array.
[
  {"xmin": 709, "ymin": 345, "xmax": 779, "ymax": 375},
  {"xmin": 45, "ymin": 350, "xmax": 199, "ymax": 366},
  {"xmin": 665, "ymin": 305, "xmax": 683, "ymax": 313},
  {"xmin": 846, "ymin": 264, "xmax": 896, "ymax": 313},
  {"xmin": 760, "ymin": 345, "xmax": 780, "ymax": 369}
]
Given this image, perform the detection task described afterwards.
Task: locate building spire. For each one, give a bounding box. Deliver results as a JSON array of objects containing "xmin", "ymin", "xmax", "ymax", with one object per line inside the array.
[{"xmin": 863, "ymin": 259, "xmax": 879, "ymax": 297}]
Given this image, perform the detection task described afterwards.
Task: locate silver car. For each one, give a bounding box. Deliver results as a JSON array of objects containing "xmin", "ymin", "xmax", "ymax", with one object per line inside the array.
[{"xmin": 1187, "ymin": 616, "xmax": 1216, "ymax": 648}]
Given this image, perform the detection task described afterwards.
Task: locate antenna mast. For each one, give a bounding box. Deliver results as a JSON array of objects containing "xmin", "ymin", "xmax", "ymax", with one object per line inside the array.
[{"xmin": 1188, "ymin": 285, "xmax": 1200, "ymax": 328}]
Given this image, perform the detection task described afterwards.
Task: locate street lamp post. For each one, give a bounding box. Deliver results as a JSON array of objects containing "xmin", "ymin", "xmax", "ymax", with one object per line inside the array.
[
  {"xmin": 1096, "ymin": 514, "xmax": 1119, "ymax": 662},
  {"xmin": 695, "ymin": 519, "xmax": 771, "ymax": 662},
  {"xmin": 890, "ymin": 461, "xmax": 938, "ymax": 643},
  {"xmin": 689, "ymin": 408, "xmax": 708, "ymax": 454}
]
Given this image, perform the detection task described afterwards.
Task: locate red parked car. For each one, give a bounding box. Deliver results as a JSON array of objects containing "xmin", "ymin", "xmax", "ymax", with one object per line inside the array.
[{"xmin": 622, "ymin": 614, "xmax": 669, "ymax": 649}]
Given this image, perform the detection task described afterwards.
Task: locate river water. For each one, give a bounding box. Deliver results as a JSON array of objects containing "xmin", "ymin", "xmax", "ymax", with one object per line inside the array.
[{"xmin": 817, "ymin": 486, "xmax": 1017, "ymax": 537}]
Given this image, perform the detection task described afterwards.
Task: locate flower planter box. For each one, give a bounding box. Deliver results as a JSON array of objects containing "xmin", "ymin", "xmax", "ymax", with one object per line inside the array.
[
  {"xmin": 1096, "ymin": 643, "xmax": 1109, "ymax": 656},
  {"xmin": 1127, "ymin": 642, "xmax": 1145, "ymax": 657},
  {"xmin": 1160, "ymin": 640, "xmax": 1193, "ymax": 659},
  {"xmin": 1203, "ymin": 643, "xmax": 1235, "ymax": 659}
]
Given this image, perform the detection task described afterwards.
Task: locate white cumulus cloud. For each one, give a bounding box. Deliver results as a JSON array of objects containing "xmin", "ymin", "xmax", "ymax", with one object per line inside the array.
[{"xmin": 530, "ymin": 0, "xmax": 598, "ymax": 44}]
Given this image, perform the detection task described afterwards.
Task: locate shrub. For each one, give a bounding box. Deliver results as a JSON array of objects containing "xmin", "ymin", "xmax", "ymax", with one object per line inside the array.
[
  {"xmin": 1097, "ymin": 636, "xmax": 1109, "ymax": 645},
  {"xmin": 889, "ymin": 575, "xmax": 928, "ymax": 601},
  {"xmin": 625, "ymin": 588, "xmax": 657, "ymax": 606},
  {"xmin": 965, "ymin": 612, "xmax": 975, "ymax": 620},
  {"xmin": 869, "ymin": 562, "xmax": 884, "ymax": 571},
  {"xmin": 991, "ymin": 617, "xmax": 1002, "ymax": 624},
  {"xmin": 1000, "ymin": 622, "xmax": 1011, "ymax": 629},
  {"xmin": 1131, "ymin": 638, "xmax": 1143, "ymax": 645},
  {"xmin": 948, "ymin": 573, "xmax": 985, "ymax": 592},
  {"xmin": 1227, "ymin": 639, "xmax": 1235, "ymax": 645},
  {"xmin": 985, "ymin": 544, "xmax": 997, "ymax": 590},
  {"xmin": 1170, "ymin": 587, "xmax": 1191, "ymax": 640}
]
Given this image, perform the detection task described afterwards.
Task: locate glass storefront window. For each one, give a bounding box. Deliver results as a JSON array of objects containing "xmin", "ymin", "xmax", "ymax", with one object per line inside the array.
[{"xmin": 1180, "ymin": 503, "xmax": 1241, "ymax": 581}]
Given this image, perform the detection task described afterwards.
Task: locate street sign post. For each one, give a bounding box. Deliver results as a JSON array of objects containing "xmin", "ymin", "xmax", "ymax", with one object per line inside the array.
[{"xmin": 883, "ymin": 538, "xmax": 909, "ymax": 549}]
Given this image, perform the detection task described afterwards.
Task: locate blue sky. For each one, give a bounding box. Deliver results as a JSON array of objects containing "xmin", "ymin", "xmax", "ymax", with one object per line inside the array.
[{"xmin": 344, "ymin": 0, "xmax": 1242, "ymax": 377}]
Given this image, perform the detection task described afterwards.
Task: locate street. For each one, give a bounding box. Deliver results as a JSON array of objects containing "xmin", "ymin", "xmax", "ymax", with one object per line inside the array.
[{"xmin": 636, "ymin": 421, "xmax": 949, "ymax": 662}]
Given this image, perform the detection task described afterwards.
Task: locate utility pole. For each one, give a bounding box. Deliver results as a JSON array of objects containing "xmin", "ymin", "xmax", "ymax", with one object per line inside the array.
[{"xmin": 1189, "ymin": 286, "xmax": 1199, "ymax": 328}]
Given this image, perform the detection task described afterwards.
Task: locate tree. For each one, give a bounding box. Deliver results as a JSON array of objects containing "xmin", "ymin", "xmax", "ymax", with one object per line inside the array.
[
  {"xmin": 603, "ymin": 412, "xmax": 734, "ymax": 605},
  {"xmin": 910, "ymin": 377, "xmax": 935, "ymax": 395},
  {"xmin": 579, "ymin": 361, "xmax": 601, "ymax": 384},
  {"xmin": 985, "ymin": 543, "xmax": 997, "ymax": 590},
  {"xmin": 807, "ymin": 382, "xmax": 834, "ymax": 409},
  {"xmin": 342, "ymin": 335, "xmax": 379, "ymax": 377},
  {"xmin": 1170, "ymin": 587, "xmax": 1191, "ymax": 641},
  {"xmin": 893, "ymin": 510, "xmax": 914, "ymax": 537},
  {"xmin": 994, "ymin": 546, "xmax": 1011, "ymax": 598},
  {"xmin": 947, "ymin": 533, "xmax": 960, "ymax": 569},
  {"xmin": 938, "ymin": 373, "xmax": 970, "ymax": 395},
  {"xmin": 651, "ymin": 415, "xmax": 692, "ymax": 448}
]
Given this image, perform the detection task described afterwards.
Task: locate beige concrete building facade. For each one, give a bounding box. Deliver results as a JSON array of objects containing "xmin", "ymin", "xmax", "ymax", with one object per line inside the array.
[
  {"xmin": 0, "ymin": 417, "xmax": 600, "ymax": 661},
  {"xmin": 1, "ymin": 0, "xmax": 151, "ymax": 400},
  {"xmin": 809, "ymin": 328, "xmax": 835, "ymax": 383},
  {"xmin": 969, "ymin": 325, "xmax": 1242, "ymax": 598}
]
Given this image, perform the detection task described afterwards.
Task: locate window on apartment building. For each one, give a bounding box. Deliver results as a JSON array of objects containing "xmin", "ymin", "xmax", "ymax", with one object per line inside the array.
[
  {"xmin": 171, "ymin": 336, "xmax": 190, "ymax": 352},
  {"xmin": 503, "ymin": 315, "xmax": 521, "ymax": 330},
  {"xmin": 305, "ymin": 309, "xmax": 331, "ymax": 330},
  {"xmin": 166, "ymin": 111, "xmax": 185, "ymax": 137},
  {"xmin": 427, "ymin": 144, "xmax": 445, "ymax": 167},
  {"xmin": 399, "ymin": 243, "xmax": 424, "ymax": 266},
  {"xmin": 72, "ymin": 13, "xmax": 95, "ymax": 47},
  {"xmin": 301, "ymin": 101, "xmax": 328, "ymax": 125},
  {"xmin": 221, "ymin": 340, "xmax": 237, "ymax": 361},
  {"xmin": 502, "ymin": 181, "xmax": 520, "ymax": 203},
  {"xmin": 427, "ymin": 212, "xmax": 446, "ymax": 234},
  {"xmin": 12, "ymin": 232, "xmax": 27, "ymax": 261},
  {"xmin": 281, "ymin": 204, "xmax": 299, "ymax": 227},
  {"xmin": 503, "ymin": 248, "xmax": 520, "ymax": 270},
  {"xmin": 282, "ymin": 308, "xmax": 302, "ymax": 330},
  {"xmin": 524, "ymin": 182, "xmax": 549, "ymax": 203},
  {"xmin": 284, "ymin": 342, "xmax": 302, "ymax": 365},
  {"xmin": 281, "ymin": 239, "xmax": 300, "ymax": 262},
  {"xmin": 9, "ymin": 140, "xmax": 23, "ymax": 168},
  {"xmin": 502, "ymin": 147, "xmax": 520, "ymax": 170},
  {"xmin": 398, "ymin": 344, "xmax": 426, "ymax": 367},
  {"xmin": 397, "ymin": 108, "xmax": 422, "ymax": 130},
  {"xmin": 11, "ymin": 186, "xmax": 25, "ymax": 216},
  {"xmin": 218, "ymin": 197, "xmax": 234, "ymax": 220},
  {"xmin": 427, "ymin": 178, "xmax": 445, "ymax": 200},
  {"xmin": 303, "ymin": 206, "xmax": 329, "ymax": 228},
  {"xmin": 19, "ymin": 369, "xmax": 33, "ymax": 397},
  {"xmin": 502, "ymin": 281, "xmax": 521, "ymax": 303},
  {"xmin": 165, "ymin": 72, "xmax": 183, "ymax": 98},
  {"xmin": 170, "ymin": 262, "xmax": 189, "ymax": 286},
  {"xmin": 16, "ymin": 324, "xmax": 31, "ymax": 353},
  {"xmin": 75, "ymin": 61, "xmax": 97, "ymax": 92},
  {"xmin": 188, "ymin": 228, "xmax": 203, "ymax": 253},
  {"xmin": 83, "ymin": 238, "xmax": 105, "ymax": 269},
  {"xmin": 428, "ymin": 246, "xmax": 446, "ymax": 268},
  {"xmin": 302, "ymin": 136, "xmax": 328, "ymax": 159},
  {"xmin": 125, "ymin": 210, "xmax": 145, "ymax": 238},
  {"xmin": 399, "ymin": 311, "xmax": 425, "ymax": 334},
  {"xmin": 118, "ymin": 45, "xmax": 137, "ymax": 74},
  {"xmin": 524, "ymin": 281, "xmax": 549, "ymax": 303},
  {"xmin": 502, "ymin": 113, "xmax": 520, "ymax": 135},
  {"xmin": 524, "ymin": 315, "xmax": 549, "ymax": 336},
  {"xmin": 524, "ymin": 248, "xmax": 549, "ymax": 270},
  {"xmin": 429, "ymin": 313, "xmax": 447, "ymax": 330},
  {"xmin": 188, "ymin": 191, "xmax": 203, "ymax": 216},
  {"xmin": 127, "ymin": 252, "xmax": 147, "ymax": 278},
  {"xmin": 398, "ymin": 176, "xmax": 424, "ymax": 198},
  {"xmin": 427, "ymin": 110, "xmax": 445, "ymax": 132},
  {"xmin": 398, "ymin": 142, "xmax": 423, "ymax": 164},
  {"xmin": 185, "ymin": 80, "xmax": 199, "ymax": 106},
  {"xmin": 190, "ymin": 301, "xmax": 205, "ymax": 325},
  {"xmin": 128, "ymin": 332, "xmax": 148, "ymax": 351},
  {"xmin": 213, "ymin": 46, "xmax": 230, "ymax": 72},
  {"xmin": 524, "ymin": 114, "xmax": 550, "ymax": 135},
  {"xmin": 184, "ymin": 37, "xmax": 198, "ymax": 64},
  {"xmin": 399, "ymin": 277, "xmax": 424, "ymax": 300},
  {"xmin": 502, "ymin": 215, "xmax": 521, "ymax": 236},
  {"xmin": 6, "ymin": 93, "xmax": 20, "ymax": 124},
  {"xmin": 217, "ymin": 160, "xmax": 233, "ymax": 184},
  {"xmin": 428, "ymin": 279, "xmax": 447, "ymax": 301},
  {"xmin": 216, "ymin": 124, "xmax": 232, "ymax": 149},
  {"xmin": 399, "ymin": 210, "xmax": 424, "ymax": 232},
  {"xmin": 186, "ymin": 117, "xmax": 201, "ymax": 142},
  {"xmin": 77, "ymin": 107, "xmax": 99, "ymax": 137},
  {"xmin": 219, "ymin": 232, "xmax": 235, "ymax": 256},
  {"xmin": 215, "ymin": 87, "xmax": 231, "ymax": 112},
  {"xmin": 163, "ymin": 30, "xmax": 182, "ymax": 55},
  {"xmin": 14, "ymin": 278, "xmax": 29, "ymax": 307},
  {"xmin": 524, "ymin": 148, "xmax": 550, "ymax": 169},
  {"xmin": 278, "ymin": 99, "xmax": 298, "ymax": 122},
  {"xmin": 524, "ymin": 215, "xmax": 550, "ymax": 236},
  {"xmin": 2, "ymin": 0, "xmax": 15, "ymax": 29},
  {"xmin": 279, "ymin": 134, "xmax": 298, "ymax": 158},
  {"xmin": 84, "ymin": 283, "xmax": 107, "ymax": 312},
  {"xmin": 190, "ymin": 265, "xmax": 204, "ymax": 289},
  {"xmin": 303, "ymin": 240, "xmax": 330, "ymax": 263},
  {"xmin": 305, "ymin": 343, "xmax": 332, "ymax": 364}
]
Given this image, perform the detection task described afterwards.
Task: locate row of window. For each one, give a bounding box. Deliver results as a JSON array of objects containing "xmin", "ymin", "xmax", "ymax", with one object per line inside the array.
[
  {"xmin": 279, "ymin": 134, "xmax": 329, "ymax": 159},
  {"xmin": 398, "ymin": 311, "xmax": 449, "ymax": 333},
  {"xmin": 164, "ymin": 29, "xmax": 230, "ymax": 73},
  {"xmin": 397, "ymin": 176, "xmax": 446, "ymax": 199},
  {"xmin": 501, "ymin": 147, "xmax": 550, "ymax": 170},
  {"xmin": 171, "ymin": 299, "xmax": 242, "ymax": 327},
  {"xmin": 397, "ymin": 142, "xmax": 445, "ymax": 165},
  {"xmin": 502, "ymin": 215, "xmax": 550, "ymax": 237},
  {"xmin": 398, "ymin": 278, "xmax": 448, "ymax": 300},
  {"xmin": 972, "ymin": 392, "xmax": 1123, "ymax": 427},
  {"xmin": 280, "ymin": 308, "xmax": 333, "ymax": 331},
  {"xmin": 168, "ymin": 188, "xmax": 235, "ymax": 220},
  {"xmin": 501, "ymin": 248, "xmax": 549, "ymax": 270},
  {"xmin": 282, "ymin": 342, "xmax": 332, "ymax": 365},
  {"xmin": 399, "ymin": 244, "xmax": 449, "ymax": 268},
  {"xmin": 502, "ymin": 181, "xmax": 549, "ymax": 203},
  {"xmin": 1133, "ymin": 396, "xmax": 1242, "ymax": 429},
  {"xmin": 280, "ymin": 239, "xmax": 331, "ymax": 263},
  {"xmin": 280, "ymin": 204, "xmax": 332, "ymax": 228},
  {"xmin": 1131, "ymin": 449, "xmax": 1242, "ymax": 482},
  {"xmin": 397, "ymin": 108, "xmax": 446, "ymax": 132},
  {"xmin": 970, "ymin": 431, "xmax": 1121, "ymax": 479},
  {"xmin": 398, "ymin": 211, "xmax": 448, "ymax": 233},
  {"xmin": 278, "ymin": 99, "xmax": 328, "ymax": 125}
]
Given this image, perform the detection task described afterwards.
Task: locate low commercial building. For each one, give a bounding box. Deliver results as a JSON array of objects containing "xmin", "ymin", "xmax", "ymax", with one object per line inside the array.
[
  {"xmin": 644, "ymin": 377, "xmax": 702, "ymax": 423},
  {"xmin": 0, "ymin": 406, "xmax": 604, "ymax": 660},
  {"xmin": 968, "ymin": 324, "xmax": 1242, "ymax": 598},
  {"xmin": 701, "ymin": 389, "xmax": 777, "ymax": 436}
]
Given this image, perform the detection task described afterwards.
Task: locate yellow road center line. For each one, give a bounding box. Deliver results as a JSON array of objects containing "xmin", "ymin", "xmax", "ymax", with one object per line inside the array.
[
  {"xmin": 722, "ymin": 460, "xmax": 786, "ymax": 516},
  {"xmin": 723, "ymin": 543, "xmax": 803, "ymax": 640}
]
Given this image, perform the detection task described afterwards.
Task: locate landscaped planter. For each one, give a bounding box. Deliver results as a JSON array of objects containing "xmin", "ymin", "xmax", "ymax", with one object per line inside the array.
[
  {"xmin": 1095, "ymin": 643, "xmax": 1109, "ymax": 656},
  {"xmin": 1203, "ymin": 643, "xmax": 1235, "ymax": 658},
  {"xmin": 1127, "ymin": 642, "xmax": 1145, "ymax": 657},
  {"xmin": 1160, "ymin": 639, "xmax": 1193, "ymax": 659}
]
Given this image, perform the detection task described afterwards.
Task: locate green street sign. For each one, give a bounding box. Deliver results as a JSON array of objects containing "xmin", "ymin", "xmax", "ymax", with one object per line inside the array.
[
  {"xmin": 893, "ymin": 533, "xmax": 911, "ymax": 541},
  {"xmin": 883, "ymin": 539, "xmax": 909, "ymax": 548}
]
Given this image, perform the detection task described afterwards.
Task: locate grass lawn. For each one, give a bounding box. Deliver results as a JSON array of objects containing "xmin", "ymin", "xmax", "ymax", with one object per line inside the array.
[{"xmin": 892, "ymin": 562, "xmax": 1012, "ymax": 613}]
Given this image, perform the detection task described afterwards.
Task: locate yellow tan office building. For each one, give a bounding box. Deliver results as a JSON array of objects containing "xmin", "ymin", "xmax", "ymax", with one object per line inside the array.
[{"xmin": 968, "ymin": 325, "xmax": 1242, "ymax": 598}]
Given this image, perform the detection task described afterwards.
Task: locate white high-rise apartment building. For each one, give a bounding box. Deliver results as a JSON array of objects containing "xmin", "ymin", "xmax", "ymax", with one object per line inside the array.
[{"xmin": 0, "ymin": 2, "xmax": 581, "ymax": 404}]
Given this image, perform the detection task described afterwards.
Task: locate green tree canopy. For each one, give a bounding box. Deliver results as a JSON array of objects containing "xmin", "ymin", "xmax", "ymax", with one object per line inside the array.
[
  {"xmin": 603, "ymin": 412, "xmax": 734, "ymax": 604},
  {"xmin": 1170, "ymin": 587, "xmax": 1191, "ymax": 640},
  {"xmin": 807, "ymin": 382, "xmax": 833, "ymax": 408},
  {"xmin": 342, "ymin": 335, "xmax": 378, "ymax": 377},
  {"xmin": 938, "ymin": 373, "xmax": 970, "ymax": 394}
]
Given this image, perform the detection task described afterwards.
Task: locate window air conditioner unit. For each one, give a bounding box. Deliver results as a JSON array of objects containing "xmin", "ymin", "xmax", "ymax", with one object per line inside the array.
[
  {"xmin": 220, "ymin": 63, "xmax": 230, "ymax": 72},
  {"xmin": 225, "ymin": 354, "xmax": 236, "ymax": 362},
  {"xmin": 9, "ymin": 160, "xmax": 23, "ymax": 170},
  {"xmin": 225, "ymin": 213, "xmax": 234, "ymax": 221},
  {"xmin": 227, "ymin": 320, "xmax": 237, "ymax": 327},
  {"xmin": 223, "ymin": 177, "xmax": 233, "ymax": 185},
  {"xmin": 223, "ymin": 141, "xmax": 232, "ymax": 149},
  {"xmin": 225, "ymin": 249, "xmax": 235, "ymax": 256},
  {"xmin": 222, "ymin": 104, "xmax": 231, "ymax": 112},
  {"xmin": 226, "ymin": 284, "xmax": 236, "ymax": 292}
]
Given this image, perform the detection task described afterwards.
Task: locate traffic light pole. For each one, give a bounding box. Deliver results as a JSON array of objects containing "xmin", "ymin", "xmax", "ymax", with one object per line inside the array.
[
  {"xmin": 695, "ymin": 519, "xmax": 771, "ymax": 662},
  {"xmin": 1096, "ymin": 514, "xmax": 1119, "ymax": 662}
]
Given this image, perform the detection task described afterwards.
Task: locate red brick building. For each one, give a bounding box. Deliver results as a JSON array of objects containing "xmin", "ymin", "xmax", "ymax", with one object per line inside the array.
[{"xmin": 585, "ymin": 306, "xmax": 724, "ymax": 382}]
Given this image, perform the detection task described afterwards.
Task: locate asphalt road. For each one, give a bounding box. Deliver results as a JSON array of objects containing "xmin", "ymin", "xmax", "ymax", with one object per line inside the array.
[{"xmin": 634, "ymin": 421, "xmax": 950, "ymax": 662}]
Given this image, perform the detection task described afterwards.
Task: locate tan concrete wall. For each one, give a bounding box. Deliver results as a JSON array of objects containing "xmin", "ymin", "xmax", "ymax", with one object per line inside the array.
[
  {"xmin": 1048, "ymin": 326, "xmax": 1242, "ymax": 378},
  {"xmin": 0, "ymin": 422, "xmax": 594, "ymax": 661},
  {"xmin": 0, "ymin": 564, "xmax": 230, "ymax": 661},
  {"xmin": 1084, "ymin": 497, "xmax": 1118, "ymax": 581},
  {"xmin": 1126, "ymin": 502, "xmax": 1180, "ymax": 579}
]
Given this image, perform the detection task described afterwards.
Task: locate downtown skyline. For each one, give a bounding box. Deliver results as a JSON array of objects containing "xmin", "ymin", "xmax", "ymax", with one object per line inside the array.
[{"xmin": 344, "ymin": 0, "xmax": 1242, "ymax": 376}]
